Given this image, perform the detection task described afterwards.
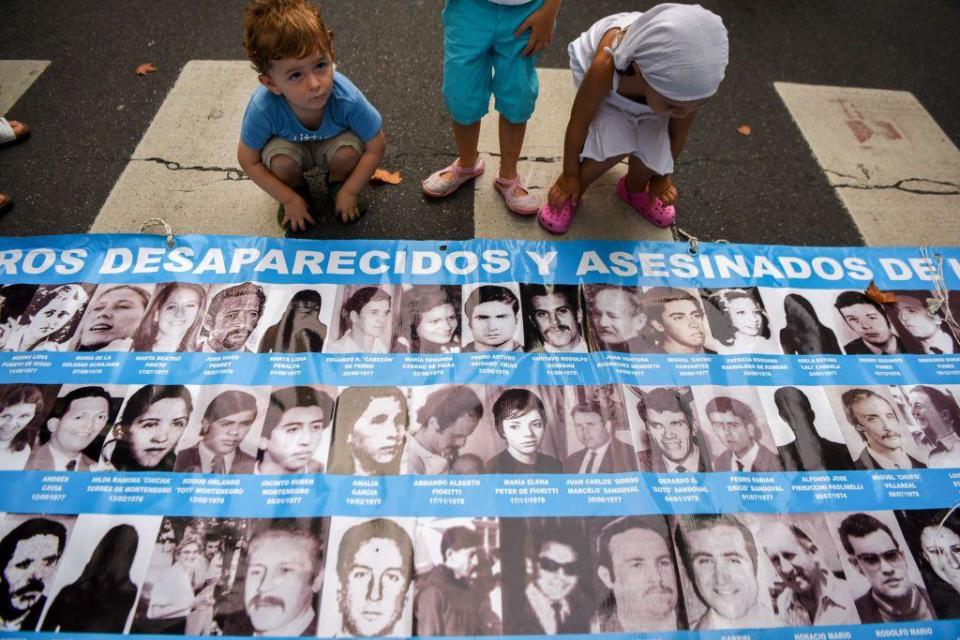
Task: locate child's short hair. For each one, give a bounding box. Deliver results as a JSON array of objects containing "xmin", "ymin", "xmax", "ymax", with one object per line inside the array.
[{"xmin": 243, "ymin": 0, "xmax": 334, "ymax": 75}]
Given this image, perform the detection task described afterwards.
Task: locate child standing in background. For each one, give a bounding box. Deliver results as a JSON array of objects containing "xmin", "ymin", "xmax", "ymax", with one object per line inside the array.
[
  {"xmin": 539, "ymin": 4, "xmax": 728, "ymax": 234},
  {"xmin": 238, "ymin": 0, "xmax": 386, "ymax": 231},
  {"xmin": 423, "ymin": 0, "xmax": 561, "ymax": 216}
]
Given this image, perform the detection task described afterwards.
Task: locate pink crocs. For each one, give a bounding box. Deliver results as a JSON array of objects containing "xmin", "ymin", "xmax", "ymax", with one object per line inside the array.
[
  {"xmin": 537, "ymin": 199, "xmax": 578, "ymax": 234},
  {"xmin": 494, "ymin": 175, "xmax": 540, "ymax": 215},
  {"xmin": 422, "ymin": 157, "xmax": 485, "ymax": 198},
  {"xmin": 616, "ymin": 176, "xmax": 676, "ymax": 228}
]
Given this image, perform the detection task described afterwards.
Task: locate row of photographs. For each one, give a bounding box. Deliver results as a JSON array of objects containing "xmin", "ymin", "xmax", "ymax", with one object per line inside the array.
[
  {"xmin": 1, "ymin": 509, "xmax": 958, "ymax": 635},
  {"xmin": 2, "ymin": 380, "xmax": 958, "ymax": 475},
  {"xmin": 1, "ymin": 281, "xmax": 957, "ymax": 356}
]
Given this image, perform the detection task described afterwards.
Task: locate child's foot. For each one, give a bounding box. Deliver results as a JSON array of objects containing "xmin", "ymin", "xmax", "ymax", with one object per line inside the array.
[
  {"xmin": 0, "ymin": 192, "xmax": 13, "ymax": 216},
  {"xmin": 327, "ymin": 181, "xmax": 367, "ymax": 224},
  {"xmin": 494, "ymin": 175, "xmax": 540, "ymax": 216},
  {"xmin": 617, "ymin": 176, "xmax": 675, "ymax": 227},
  {"xmin": 276, "ymin": 182, "xmax": 316, "ymax": 231},
  {"xmin": 422, "ymin": 157, "xmax": 485, "ymax": 198},
  {"xmin": 537, "ymin": 198, "xmax": 578, "ymax": 235}
]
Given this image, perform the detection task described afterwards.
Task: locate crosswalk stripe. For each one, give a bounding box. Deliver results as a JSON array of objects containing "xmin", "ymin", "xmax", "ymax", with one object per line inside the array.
[
  {"xmin": 91, "ymin": 61, "xmax": 281, "ymax": 237},
  {"xmin": 775, "ymin": 82, "xmax": 960, "ymax": 247},
  {"xmin": 473, "ymin": 68, "xmax": 673, "ymax": 241},
  {"xmin": 0, "ymin": 60, "xmax": 50, "ymax": 115}
]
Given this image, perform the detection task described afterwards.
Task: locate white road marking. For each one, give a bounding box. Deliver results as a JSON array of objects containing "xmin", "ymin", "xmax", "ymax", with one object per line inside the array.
[
  {"xmin": 0, "ymin": 60, "xmax": 49, "ymax": 115},
  {"xmin": 473, "ymin": 68, "xmax": 673, "ymax": 241},
  {"xmin": 776, "ymin": 82, "xmax": 960, "ymax": 247},
  {"xmin": 92, "ymin": 61, "xmax": 281, "ymax": 237}
]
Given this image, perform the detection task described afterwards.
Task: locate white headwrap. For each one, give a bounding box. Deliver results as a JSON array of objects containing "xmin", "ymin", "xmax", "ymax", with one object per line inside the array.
[{"xmin": 609, "ymin": 4, "xmax": 729, "ymax": 102}]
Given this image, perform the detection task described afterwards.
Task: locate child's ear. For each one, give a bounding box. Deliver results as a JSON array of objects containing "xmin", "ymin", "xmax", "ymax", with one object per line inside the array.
[{"xmin": 258, "ymin": 73, "xmax": 282, "ymax": 96}]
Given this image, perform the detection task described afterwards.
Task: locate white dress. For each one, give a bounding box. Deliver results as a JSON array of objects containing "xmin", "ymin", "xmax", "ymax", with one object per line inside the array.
[{"xmin": 567, "ymin": 12, "xmax": 674, "ymax": 175}]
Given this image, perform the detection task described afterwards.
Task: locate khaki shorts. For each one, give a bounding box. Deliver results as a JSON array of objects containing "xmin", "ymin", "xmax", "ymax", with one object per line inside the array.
[{"xmin": 260, "ymin": 131, "xmax": 365, "ymax": 172}]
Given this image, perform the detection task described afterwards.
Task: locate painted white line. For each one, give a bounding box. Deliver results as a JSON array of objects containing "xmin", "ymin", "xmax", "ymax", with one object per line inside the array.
[
  {"xmin": 0, "ymin": 60, "xmax": 50, "ymax": 115},
  {"xmin": 473, "ymin": 68, "xmax": 673, "ymax": 241},
  {"xmin": 776, "ymin": 82, "xmax": 960, "ymax": 247},
  {"xmin": 92, "ymin": 61, "xmax": 281, "ymax": 237}
]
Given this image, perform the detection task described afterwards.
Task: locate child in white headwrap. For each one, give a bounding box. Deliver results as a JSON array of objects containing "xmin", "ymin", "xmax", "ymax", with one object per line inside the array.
[{"xmin": 539, "ymin": 4, "xmax": 728, "ymax": 234}]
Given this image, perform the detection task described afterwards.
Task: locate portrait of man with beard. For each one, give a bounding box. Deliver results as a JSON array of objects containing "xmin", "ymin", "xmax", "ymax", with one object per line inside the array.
[
  {"xmin": 0, "ymin": 517, "xmax": 68, "ymax": 631},
  {"xmin": 327, "ymin": 387, "xmax": 408, "ymax": 475},
  {"xmin": 325, "ymin": 518, "xmax": 414, "ymax": 637},
  {"xmin": 198, "ymin": 282, "xmax": 266, "ymax": 353},
  {"xmin": 593, "ymin": 516, "xmax": 686, "ymax": 632},
  {"xmin": 221, "ymin": 525, "xmax": 324, "ymax": 637},
  {"xmin": 520, "ymin": 284, "xmax": 588, "ymax": 353}
]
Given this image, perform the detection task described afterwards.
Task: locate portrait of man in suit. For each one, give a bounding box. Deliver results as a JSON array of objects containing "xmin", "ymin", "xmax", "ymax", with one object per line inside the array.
[
  {"xmin": 25, "ymin": 386, "xmax": 111, "ymax": 471},
  {"xmin": 891, "ymin": 291, "xmax": 959, "ymax": 355},
  {"xmin": 841, "ymin": 388, "xmax": 926, "ymax": 470},
  {"xmin": 256, "ymin": 386, "xmax": 334, "ymax": 475},
  {"xmin": 639, "ymin": 387, "xmax": 711, "ymax": 473},
  {"xmin": 834, "ymin": 291, "xmax": 904, "ymax": 355},
  {"xmin": 563, "ymin": 401, "xmax": 636, "ymax": 473},
  {"xmin": 705, "ymin": 396, "xmax": 782, "ymax": 472},
  {"xmin": 174, "ymin": 389, "xmax": 259, "ymax": 474}
]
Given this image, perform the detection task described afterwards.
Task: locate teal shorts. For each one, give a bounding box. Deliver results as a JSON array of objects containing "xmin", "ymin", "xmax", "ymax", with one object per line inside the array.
[{"xmin": 442, "ymin": 0, "xmax": 544, "ymax": 125}]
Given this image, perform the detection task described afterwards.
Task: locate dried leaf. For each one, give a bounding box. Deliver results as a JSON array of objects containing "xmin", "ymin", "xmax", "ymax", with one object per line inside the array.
[
  {"xmin": 737, "ymin": 124, "xmax": 752, "ymax": 136},
  {"xmin": 136, "ymin": 63, "xmax": 158, "ymax": 76},
  {"xmin": 370, "ymin": 168, "xmax": 402, "ymax": 185},
  {"xmin": 865, "ymin": 282, "xmax": 897, "ymax": 305}
]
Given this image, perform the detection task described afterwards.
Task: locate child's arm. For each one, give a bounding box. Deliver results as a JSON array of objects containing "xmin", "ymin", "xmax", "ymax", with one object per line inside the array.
[
  {"xmin": 547, "ymin": 50, "xmax": 615, "ymax": 207},
  {"xmin": 649, "ymin": 112, "xmax": 698, "ymax": 205},
  {"xmin": 334, "ymin": 130, "xmax": 386, "ymax": 223},
  {"xmin": 237, "ymin": 141, "xmax": 315, "ymax": 231},
  {"xmin": 515, "ymin": 0, "xmax": 562, "ymax": 57}
]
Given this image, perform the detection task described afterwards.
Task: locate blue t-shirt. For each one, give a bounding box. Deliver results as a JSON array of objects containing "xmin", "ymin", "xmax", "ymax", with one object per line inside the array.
[{"xmin": 240, "ymin": 71, "xmax": 382, "ymax": 150}]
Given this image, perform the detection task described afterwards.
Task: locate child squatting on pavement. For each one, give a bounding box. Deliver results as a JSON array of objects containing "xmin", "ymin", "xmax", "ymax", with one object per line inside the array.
[
  {"xmin": 237, "ymin": 0, "xmax": 386, "ymax": 231},
  {"xmin": 540, "ymin": 4, "xmax": 729, "ymax": 234}
]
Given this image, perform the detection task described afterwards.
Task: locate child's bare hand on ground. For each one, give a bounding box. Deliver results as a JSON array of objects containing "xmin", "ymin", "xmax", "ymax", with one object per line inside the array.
[
  {"xmin": 516, "ymin": 6, "xmax": 556, "ymax": 57},
  {"xmin": 649, "ymin": 175, "xmax": 678, "ymax": 205},
  {"xmin": 281, "ymin": 196, "xmax": 315, "ymax": 232},
  {"xmin": 335, "ymin": 189, "xmax": 361, "ymax": 223},
  {"xmin": 548, "ymin": 174, "xmax": 581, "ymax": 208}
]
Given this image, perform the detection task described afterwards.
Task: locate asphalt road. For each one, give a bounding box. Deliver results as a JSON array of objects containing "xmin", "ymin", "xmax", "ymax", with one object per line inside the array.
[{"xmin": 1, "ymin": 0, "xmax": 958, "ymax": 244}]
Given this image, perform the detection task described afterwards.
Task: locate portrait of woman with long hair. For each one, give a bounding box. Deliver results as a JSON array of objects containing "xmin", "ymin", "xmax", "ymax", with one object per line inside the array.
[
  {"xmin": 703, "ymin": 288, "xmax": 776, "ymax": 354},
  {"xmin": 778, "ymin": 293, "xmax": 843, "ymax": 355},
  {"xmin": 130, "ymin": 283, "xmax": 207, "ymax": 353},
  {"xmin": 0, "ymin": 384, "xmax": 48, "ymax": 470},
  {"xmin": 1, "ymin": 284, "xmax": 90, "ymax": 352},
  {"xmin": 258, "ymin": 289, "xmax": 327, "ymax": 353},
  {"xmin": 393, "ymin": 285, "xmax": 461, "ymax": 354}
]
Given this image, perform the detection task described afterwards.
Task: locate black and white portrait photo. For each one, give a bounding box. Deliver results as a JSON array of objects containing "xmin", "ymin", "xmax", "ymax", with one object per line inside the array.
[
  {"xmin": 0, "ymin": 283, "xmax": 93, "ymax": 352},
  {"xmin": 902, "ymin": 384, "xmax": 960, "ymax": 468},
  {"xmin": 0, "ymin": 283, "xmax": 41, "ymax": 348},
  {"xmin": 0, "ymin": 514, "xmax": 75, "ymax": 631},
  {"xmin": 255, "ymin": 284, "xmax": 335, "ymax": 354},
  {"xmin": 826, "ymin": 511, "xmax": 936, "ymax": 623},
  {"xmin": 895, "ymin": 509, "xmax": 960, "ymax": 619},
  {"xmin": 318, "ymin": 517, "xmax": 415, "ymax": 637},
  {"xmin": 393, "ymin": 285, "xmax": 461, "ymax": 354},
  {"xmin": 701, "ymin": 287, "xmax": 779, "ymax": 354},
  {"xmin": 0, "ymin": 383, "xmax": 61, "ymax": 471},
  {"xmin": 483, "ymin": 386, "xmax": 564, "ymax": 474},
  {"xmin": 101, "ymin": 384, "xmax": 196, "ymax": 472},
  {"xmin": 500, "ymin": 518, "xmax": 592, "ymax": 635},
  {"xmin": 641, "ymin": 287, "xmax": 715, "ymax": 355},
  {"xmin": 757, "ymin": 385, "xmax": 855, "ymax": 471},
  {"xmin": 327, "ymin": 386, "xmax": 407, "ymax": 475},
  {"xmin": 24, "ymin": 384, "xmax": 124, "ymax": 472},
  {"xmin": 833, "ymin": 290, "xmax": 905, "ymax": 355},
  {"xmin": 694, "ymin": 387, "xmax": 783, "ymax": 472},
  {"xmin": 173, "ymin": 386, "xmax": 267, "ymax": 474},
  {"xmin": 626, "ymin": 386, "xmax": 712, "ymax": 473},
  {"xmin": 326, "ymin": 286, "xmax": 396, "ymax": 354},
  {"xmin": 520, "ymin": 283, "xmax": 588, "ymax": 353},
  {"xmin": 129, "ymin": 282, "xmax": 209, "ymax": 353},
  {"xmin": 461, "ymin": 284, "xmax": 524, "ymax": 353},
  {"xmin": 413, "ymin": 518, "xmax": 501, "ymax": 636},
  {"xmin": 39, "ymin": 515, "xmax": 156, "ymax": 633},
  {"xmin": 405, "ymin": 385, "xmax": 484, "ymax": 474},
  {"xmin": 591, "ymin": 515, "xmax": 686, "ymax": 632},
  {"xmin": 767, "ymin": 290, "xmax": 844, "ymax": 355},
  {"xmin": 561, "ymin": 386, "xmax": 637, "ymax": 473},
  {"xmin": 255, "ymin": 386, "xmax": 335, "ymax": 475},
  {"xmin": 826, "ymin": 386, "xmax": 928, "ymax": 470},
  {"xmin": 197, "ymin": 282, "xmax": 267, "ymax": 353},
  {"xmin": 886, "ymin": 290, "xmax": 960, "ymax": 355},
  {"xmin": 76, "ymin": 284, "xmax": 155, "ymax": 352},
  {"xmin": 584, "ymin": 284, "xmax": 646, "ymax": 353},
  {"xmin": 673, "ymin": 513, "xmax": 779, "ymax": 630}
]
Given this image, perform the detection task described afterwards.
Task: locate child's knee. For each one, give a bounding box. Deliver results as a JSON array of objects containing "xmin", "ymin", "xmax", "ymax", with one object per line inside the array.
[
  {"xmin": 329, "ymin": 145, "xmax": 361, "ymax": 174},
  {"xmin": 268, "ymin": 153, "xmax": 303, "ymax": 185}
]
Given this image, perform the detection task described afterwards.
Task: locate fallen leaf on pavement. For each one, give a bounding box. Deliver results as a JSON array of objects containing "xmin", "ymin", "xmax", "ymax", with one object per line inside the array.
[
  {"xmin": 136, "ymin": 63, "xmax": 158, "ymax": 76},
  {"xmin": 370, "ymin": 168, "xmax": 402, "ymax": 185},
  {"xmin": 737, "ymin": 124, "xmax": 752, "ymax": 136}
]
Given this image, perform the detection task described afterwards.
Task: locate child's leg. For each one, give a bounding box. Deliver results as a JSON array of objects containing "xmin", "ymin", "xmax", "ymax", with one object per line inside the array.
[
  {"xmin": 578, "ymin": 155, "xmax": 628, "ymax": 195},
  {"xmin": 498, "ymin": 116, "xmax": 526, "ymax": 182},
  {"xmin": 269, "ymin": 154, "xmax": 304, "ymax": 187},
  {"xmin": 625, "ymin": 156, "xmax": 655, "ymax": 193},
  {"xmin": 262, "ymin": 138, "xmax": 311, "ymax": 187},
  {"xmin": 452, "ymin": 121, "xmax": 482, "ymax": 171},
  {"xmin": 328, "ymin": 146, "xmax": 362, "ymax": 183}
]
